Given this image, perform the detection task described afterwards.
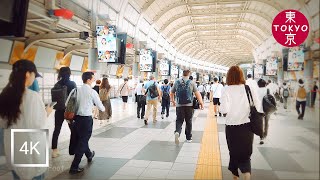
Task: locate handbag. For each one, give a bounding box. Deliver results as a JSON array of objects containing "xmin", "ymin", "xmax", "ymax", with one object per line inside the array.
[
  {"xmin": 244, "ymin": 85, "xmax": 264, "ymax": 137},
  {"xmin": 64, "ymin": 88, "xmax": 78, "ymax": 121}
]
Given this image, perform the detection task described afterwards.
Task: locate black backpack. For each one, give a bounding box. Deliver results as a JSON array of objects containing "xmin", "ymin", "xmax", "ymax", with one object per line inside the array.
[
  {"xmin": 51, "ymin": 82, "xmax": 68, "ymax": 110},
  {"xmin": 147, "ymin": 82, "xmax": 159, "ymax": 98},
  {"xmin": 162, "ymin": 86, "xmax": 170, "ymax": 100},
  {"xmin": 263, "ymin": 89, "xmax": 277, "ymax": 114}
]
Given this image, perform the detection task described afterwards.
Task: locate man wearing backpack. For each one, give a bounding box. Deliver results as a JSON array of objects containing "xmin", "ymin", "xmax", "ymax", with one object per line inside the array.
[
  {"xmin": 295, "ymin": 79, "xmax": 307, "ymax": 120},
  {"xmin": 170, "ymin": 70, "xmax": 204, "ymax": 144},
  {"xmin": 51, "ymin": 67, "xmax": 77, "ymax": 158},
  {"xmin": 280, "ymin": 82, "xmax": 290, "ymax": 109},
  {"xmin": 143, "ymin": 75, "xmax": 161, "ymax": 125},
  {"xmin": 161, "ymin": 79, "xmax": 171, "ymax": 119}
]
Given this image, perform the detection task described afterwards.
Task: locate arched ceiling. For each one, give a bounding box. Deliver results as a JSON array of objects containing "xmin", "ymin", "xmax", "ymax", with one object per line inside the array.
[{"xmin": 133, "ymin": 0, "xmax": 286, "ymax": 66}]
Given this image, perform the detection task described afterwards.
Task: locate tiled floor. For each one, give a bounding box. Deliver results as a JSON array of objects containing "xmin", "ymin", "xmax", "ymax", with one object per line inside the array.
[{"xmin": 0, "ymin": 97, "xmax": 319, "ymax": 180}]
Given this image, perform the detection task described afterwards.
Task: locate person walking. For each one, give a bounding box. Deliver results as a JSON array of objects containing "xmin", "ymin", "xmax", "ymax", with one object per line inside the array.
[
  {"xmin": 118, "ymin": 78, "xmax": 130, "ymax": 110},
  {"xmin": 280, "ymin": 82, "xmax": 290, "ymax": 109},
  {"xmin": 161, "ymin": 79, "xmax": 171, "ymax": 119},
  {"xmin": 171, "ymin": 70, "xmax": 204, "ymax": 144},
  {"xmin": 205, "ymin": 82, "xmax": 211, "ymax": 101},
  {"xmin": 220, "ymin": 66, "xmax": 261, "ymax": 180},
  {"xmin": 92, "ymin": 80, "xmax": 101, "ymax": 119},
  {"xmin": 69, "ymin": 72, "xmax": 105, "ymax": 174},
  {"xmin": 144, "ymin": 75, "xmax": 161, "ymax": 125},
  {"xmin": 0, "ymin": 60, "xmax": 53, "ymax": 180},
  {"xmin": 245, "ymin": 74, "xmax": 259, "ymax": 95},
  {"xmin": 295, "ymin": 79, "xmax": 307, "ymax": 120},
  {"xmin": 256, "ymin": 79, "xmax": 273, "ymax": 145},
  {"xmin": 51, "ymin": 67, "xmax": 77, "ymax": 158},
  {"xmin": 211, "ymin": 77, "xmax": 223, "ymax": 117},
  {"xmin": 135, "ymin": 80, "xmax": 146, "ymax": 119},
  {"xmin": 197, "ymin": 83, "xmax": 205, "ymax": 100},
  {"xmin": 311, "ymin": 81, "xmax": 318, "ymax": 108},
  {"xmin": 98, "ymin": 78, "xmax": 112, "ymax": 124}
]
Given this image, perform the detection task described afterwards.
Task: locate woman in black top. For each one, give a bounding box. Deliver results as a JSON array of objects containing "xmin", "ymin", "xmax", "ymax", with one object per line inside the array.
[{"xmin": 52, "ymin": 67, "xmax": 76, "ymax": 158}]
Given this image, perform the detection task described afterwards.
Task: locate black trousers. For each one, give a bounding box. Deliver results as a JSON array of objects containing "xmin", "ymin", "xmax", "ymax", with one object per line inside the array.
[
  {"xmin": 52, "ymin": 110, "xmax": 71, "ymax": 149},
  {"xmin": 175, "ymin": 106, "xmax": 194, "ymax": 140},
  {"xmin": 311, "ymin": 92, "xmax": 317, "ymax": 107},
  {"xmin": 226, "ymin": 123, "xmax": 253, "ymax": 177},
  {"xmin": 137, "ymin": 95, "xmax": 146, "ymax": 117},
  {"xmin": 296, "ymin": 100, "xmax": 306, "ymax": 118},
  {"xmin": 71, "ymin": 116, "xmax": 93, "ymax": 169},
  {"xmin": 161, "ymin": 99, "xmax": 170, "ymax": 116}
]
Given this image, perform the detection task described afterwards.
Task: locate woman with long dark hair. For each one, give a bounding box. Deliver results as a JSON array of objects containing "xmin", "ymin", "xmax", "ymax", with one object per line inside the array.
[
  {"xmin": 98, "ymin": 78, "xmax": 112, "ymax": 124},
  {"xmin": 51, "ymin": 67, "xmax": 76, "ymax": 158},
  {"xmin": 0, "ymin": 60, "xmax": 53, "ymax": 180}
]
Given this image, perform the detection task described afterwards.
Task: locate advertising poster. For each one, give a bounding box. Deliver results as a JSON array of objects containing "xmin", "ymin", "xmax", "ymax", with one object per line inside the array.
[
  {"xmin": 247, "ymin": 68, "xmax": 253, "ymax": 76},
  {"xmin": 171, "ymin": 65, "xmax": 179, "ymax": 79},
  {"xmin": 159, "ymin": 59, "xmax": 170, "ymax": 76},
  {"xmin": 266, "ymin": 57, "xmax": 278, "ymax": 76},
  {"xmin": 288, "ymin": 46, "xmax": 304, "ymax": 71},
  {"xmin": 139, "ymin": 49, "xmax": 153, "ymax": 72},
  {"xmin": 254, "ymin": 64, "xmax": 263, "ymax": 79},
  {"xmin": 179, "ymin": 68, "xmax": 183, "ymax": 78},
  {"xmin": 96, "ymin": 25, "xmax": 117, "ymax": 62}
]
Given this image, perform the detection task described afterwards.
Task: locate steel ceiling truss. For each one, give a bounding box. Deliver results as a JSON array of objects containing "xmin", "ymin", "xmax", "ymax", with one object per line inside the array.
[{"xmin": 150, "ymin": 0, "xmax": 282, "ymax": 22}]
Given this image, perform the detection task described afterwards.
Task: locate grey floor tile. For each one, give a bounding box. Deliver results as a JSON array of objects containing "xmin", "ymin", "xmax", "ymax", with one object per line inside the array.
[
  {"xmin": 197, "ymin": 113, "xmax": 207, "ymax": 118},
  {"xmin": 258, "ymin": 147, "xmax": 304, "ymax": 172},
  {"xmin": 295, "ymin": 136, "xmax": 319, "ymax": 151},
  {"xmin": 141, "ymin": 121, "xmax": 171, "ymax": 129},
  {"xmin": 189, "ymin": 131, "xmax": 203, "ymax": 143},
  {"xmin": 94, "ymin": 127, "xmax": 138, "ymax": 138},
  {"xmin": 52, "ymin": 157, "xmax": 129, "ymax": 179},
  {"xmin": 222, "ymin": 167, "xmax": 279, "ymax": 180},
  {"xmin": 133, "ymin": 141, "xmax": 183, "ymax": 162}
]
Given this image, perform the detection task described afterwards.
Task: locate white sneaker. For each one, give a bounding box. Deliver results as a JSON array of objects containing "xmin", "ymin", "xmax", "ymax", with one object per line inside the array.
[
  {"xmin": 186, "ymin": 139, "xmax": 192, "ymax": 143},
  {"xmin": 175, "ymin": 132, "xmax": 180, "ymax": 145}
]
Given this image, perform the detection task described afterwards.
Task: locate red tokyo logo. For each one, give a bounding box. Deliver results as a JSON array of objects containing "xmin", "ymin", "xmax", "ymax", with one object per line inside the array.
[{"xmin": 272, "ymin": 10, "xmax": 309, "ymax": 47}]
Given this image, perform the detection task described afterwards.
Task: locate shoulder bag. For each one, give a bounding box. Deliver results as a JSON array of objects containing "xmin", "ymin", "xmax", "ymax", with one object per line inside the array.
[{"xmin": 244, "ymin": 85, "xmax": 264, "ymax": 137}]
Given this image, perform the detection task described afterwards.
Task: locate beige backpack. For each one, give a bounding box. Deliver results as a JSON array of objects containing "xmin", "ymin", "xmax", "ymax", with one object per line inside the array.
[{"xmin": 297, "ymin": 86, "xmax": 307, "ymax": 99}]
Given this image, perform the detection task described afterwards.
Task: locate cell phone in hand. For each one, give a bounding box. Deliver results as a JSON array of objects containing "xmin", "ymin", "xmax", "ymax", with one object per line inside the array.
[{"xmin": 49, "ymin": 102, "xmax": 57, "ymax": 107}]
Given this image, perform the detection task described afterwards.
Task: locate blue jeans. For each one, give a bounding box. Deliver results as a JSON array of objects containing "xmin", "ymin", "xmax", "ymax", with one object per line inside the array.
[{"xmin": 12, "ymin": 171, "xmax": 45, "ymax": 180}]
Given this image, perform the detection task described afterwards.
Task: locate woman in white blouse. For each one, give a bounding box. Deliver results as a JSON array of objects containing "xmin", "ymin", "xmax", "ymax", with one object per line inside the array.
[
  {"xmin": 220, "ymin": 66, "xmax": 261, "ymax": 180},
  {"xmin": 0, "ymin": 60, "xmax": 53, "ymax": 180}
]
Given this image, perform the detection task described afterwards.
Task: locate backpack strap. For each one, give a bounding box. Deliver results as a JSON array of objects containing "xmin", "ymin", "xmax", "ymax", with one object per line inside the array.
[{"xmin": 267, "ymin": 88, "xmax": 270, "ymax": 95}]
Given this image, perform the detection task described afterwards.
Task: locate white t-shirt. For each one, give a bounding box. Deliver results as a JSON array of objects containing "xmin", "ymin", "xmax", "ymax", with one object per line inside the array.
[
  {"xmin": 0, "ymin": 89, "xmax": 48, "ymax": 179},
  {"xmin": 135, "ymin": 83, "xmax": 144, "ymax": 95},
  {"xmin": 198, "ymin": 85, "xmax": 204, "ymax": 93},
  {"xmin": 210, "ymin": 83, "xmax": 224, "ymax": 98},
  {"xmin": 266, "ymin": 82, "xmax": 279, "ymax": 95},
  {"xmin": 220, "ymin": 84, "xmax": 262, "ymax": 125},
  {"xmin": 205, "ymin": 85, "xmax": 211, "ymax": 93}
]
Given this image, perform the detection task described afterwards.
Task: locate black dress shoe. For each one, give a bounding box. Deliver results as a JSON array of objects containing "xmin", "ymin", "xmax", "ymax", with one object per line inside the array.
[
  {"xmin": 137, "ymin": 115, "xmax": 140, "ymax": 118},
  {"xmin": 88, "ymin": 151, "xmax": 95, "ymax": 162},
  {"xmin": 144, "ymin": 119, "xmax": 148, "ymax": 125},
  {"xmin": 69, "ymin": 168, "xmax": 84, "ymax": 174}
]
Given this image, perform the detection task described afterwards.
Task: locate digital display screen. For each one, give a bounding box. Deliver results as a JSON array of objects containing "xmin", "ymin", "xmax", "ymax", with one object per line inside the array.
[
  {"xmin": 266, "ymin": 57, "xmax": 278, "ymax": 76},
  {"xmin": 139, "ymin": 49, "xmax": 153, "ymax": 72},
  {"xmin": 288, "ymin": 46, "xmax": 304, "ymax": 71},
  {"xmin": 159, "ymin": 59, "xmax": 170, "ymax": 76},
  {"xmin": 254, "ymin": 64, "xmax": 263, "ymax": 79},
  {"xmin": 96, "ymin": 25, "xmax": 117, "ymax": 63}
]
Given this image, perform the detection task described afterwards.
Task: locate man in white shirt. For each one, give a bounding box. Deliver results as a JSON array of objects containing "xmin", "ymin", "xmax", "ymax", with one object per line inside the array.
[
  {"xmin": 135, "ymin": 80, "xmax": 146, "ymax": 119},
  {"xmin": 69, "ymin": 72, "xmax": 105, "ymax": 174},
  {"xmin": 245, "ymin": 74, "xmax": 259, "ymax": 94},
  {"xmin": 205, "ymin": 82, "xmax": 212, "ymax": 101},
  {"xmin": 197, "ymin": 83, "xmax": 205, "ymax": 100},
  {"xmin": 211, "ymin": 77, "xmax": 224, "ymax": 116},
  {"xmin": 266, "ymin": 80, "xmax": 279, "ymax": 97}
]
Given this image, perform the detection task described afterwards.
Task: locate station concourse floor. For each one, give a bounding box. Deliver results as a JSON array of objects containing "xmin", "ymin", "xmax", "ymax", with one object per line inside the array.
[{"xmin": 0, "ymin": 97, "xmax": 319, "ymax": 180}]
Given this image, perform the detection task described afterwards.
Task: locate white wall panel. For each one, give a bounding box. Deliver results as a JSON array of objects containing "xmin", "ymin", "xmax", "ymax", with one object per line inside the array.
[{"xmin": 0, "ymin": 39, "xmax": 13, "ymax": 63}]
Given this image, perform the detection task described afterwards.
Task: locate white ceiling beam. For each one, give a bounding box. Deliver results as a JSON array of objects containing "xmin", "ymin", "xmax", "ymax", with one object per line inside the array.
[{"xmin": 152, "ymin": 0, "xmax": 282, "ymax": 22}]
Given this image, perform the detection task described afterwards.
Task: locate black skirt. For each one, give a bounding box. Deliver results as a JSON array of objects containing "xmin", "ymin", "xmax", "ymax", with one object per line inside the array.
[{"xmin": 225, "ymin": 123, "xmax": 254, "ymax": 177}]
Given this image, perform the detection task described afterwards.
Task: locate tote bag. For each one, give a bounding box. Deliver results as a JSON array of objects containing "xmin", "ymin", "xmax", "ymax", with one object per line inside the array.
[{"xmin": 244, "ymin": 85, "xmax": 264, "ymax": 137}]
